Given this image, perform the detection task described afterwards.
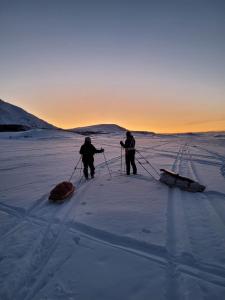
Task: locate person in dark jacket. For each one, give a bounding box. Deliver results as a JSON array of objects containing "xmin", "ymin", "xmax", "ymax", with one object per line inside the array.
[
  {"xmin": 120, "ymin": 131, "xmax": 137, "ymax": 175},
  {"xmin": 79, "ymin": 137, "xmax": 104, "ymax": 179}
]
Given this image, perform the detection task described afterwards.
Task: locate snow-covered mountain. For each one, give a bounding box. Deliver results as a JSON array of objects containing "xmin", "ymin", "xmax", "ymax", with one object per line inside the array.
[
  {"xmin": 0, "ymin": 99, "xmax": 56, "ymax": 129},
  {"xmin": 70, "ymin": 124, "xmax": 127, "ymax": 134}
]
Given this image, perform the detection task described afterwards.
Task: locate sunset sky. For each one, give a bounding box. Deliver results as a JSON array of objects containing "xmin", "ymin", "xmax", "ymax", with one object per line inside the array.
[{"xmin": 0, "ymin": 0, "xmax": 225, "ymax": 133}]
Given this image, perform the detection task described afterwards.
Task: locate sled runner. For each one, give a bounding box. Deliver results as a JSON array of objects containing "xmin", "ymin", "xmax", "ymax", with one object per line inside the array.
[
  {"xmin": 159, "ymin": 169, "xmax": 205, "ymax": 192},
  {"xmin": 49, "ymin": 181, "xmax": 75, "ymax": 202}
]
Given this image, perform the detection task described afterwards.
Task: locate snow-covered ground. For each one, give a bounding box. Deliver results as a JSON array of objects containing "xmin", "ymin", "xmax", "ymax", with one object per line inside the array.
[{"xmin": 0, "ymin": 130, "xmax": 225, "ymax": 300}]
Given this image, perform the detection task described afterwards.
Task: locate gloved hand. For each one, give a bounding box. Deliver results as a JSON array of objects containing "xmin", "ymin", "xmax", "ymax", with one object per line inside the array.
[
  {"xmin": 101, "ymin": 148, "xmax": 104, "ymax": 152},
  {"xmin": 120, "ymin": 141, "xmax": 123, "ymax": 146}
]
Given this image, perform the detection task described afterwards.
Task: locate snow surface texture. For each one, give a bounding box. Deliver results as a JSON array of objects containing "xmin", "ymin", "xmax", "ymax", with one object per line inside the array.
[
  {"xmin": 0, "ymin": 130, "xmax": 225, "ymax": 300},
  {"xmin": 0, "ymin": 99, "xmax": 55, "ymax": 129}
]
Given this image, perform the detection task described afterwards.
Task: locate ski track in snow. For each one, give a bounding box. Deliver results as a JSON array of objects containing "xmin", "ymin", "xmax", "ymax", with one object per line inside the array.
[
  {"xmin": 19, "ymin": 154, "xmax": 125, "ymax": 299},
  {"xmin": 1, "ymin": 135, "xmax": 225, "ymax": 299},
  {"xmin": 16, "ymin": 185, "xmax": 92, "ymax": 300},
  {"xmin": 183, "ymin": 146, "xmax": 225, "ymax": 289},
  {"xmin": 0, "ymin": 154, "xmax": 121, "ymax": 242},
  {"xmin": 163, "ymin": 142, "xmax": 225, "ymax": 298},
  {"xmin": 0, "ymin": 153, "xmax": 123, "ymax": 299},
  {"xmin": 193, "ymin": 145, "xmax": 225, "ymax": 181},
  {"xmin": 165, "ymin": 143, "xmax": 184, "ymax": 299},
  {"xmin": 178, "ymin": 145, "xmax": 225, "ymax": 286},
  {"xmin": 2, "ymin": 196, "xmax": 225, "ymax": 298}
]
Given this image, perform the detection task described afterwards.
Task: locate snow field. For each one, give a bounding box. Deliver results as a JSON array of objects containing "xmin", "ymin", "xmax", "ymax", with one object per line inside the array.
[{"xmin": 0, "ymin": 130, "xmax": 225, "ymax": 299}]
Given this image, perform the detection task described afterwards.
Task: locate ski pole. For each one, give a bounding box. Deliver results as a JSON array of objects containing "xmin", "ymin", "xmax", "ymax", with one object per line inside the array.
[
  {"xmin": 136, "ymin": 150, "xmax": 160, "ymax": 177},
  {"xmin": 120, "ymin": 146, "xmax": 123, "ymax": 174},
  {"xmin": 136, "ymin": 157, "xmax": 157, "ymax": 180},
  {"xmin": 103, "ymin": 152, "xmax": 112, "ymax": 178},
  {"xmin": 124, "ymin": 151, "xmax": 126, "ymax": 173},
  {"xmin": 79, "ymin": 156, "xmax": 83, "ymax": 178},
  {"xmin": 68, "ymin": 156, "xmax": 82, "ymax": 182}
]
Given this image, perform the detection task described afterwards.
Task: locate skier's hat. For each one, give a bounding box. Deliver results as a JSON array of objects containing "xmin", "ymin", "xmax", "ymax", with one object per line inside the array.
[
  {"xmin": 85, "ymin": 136, "xmax": 91, "ymax": 143},
  {"xmin": 126, "ymin": 131, "xmax": 132, "ymax": 137}
]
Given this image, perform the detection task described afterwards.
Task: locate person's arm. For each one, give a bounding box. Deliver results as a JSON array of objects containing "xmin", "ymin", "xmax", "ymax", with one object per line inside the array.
[
  {"xmin": 121, "ymin": 138, "xmax": 135, "ymax": 150},
  {"xmin": 121, "ymin": 139, "xmax": 129, "ymax": 148},
  {"xmin": 79, "ymin": 145, "xmax": 84, "ymax": 155},
  {"xmin": 92, "ymin": 145, "xmax": 104, "ymax": 153},
  {"xmin": 120, "ymin": 141, "xmax": 125, "ymax": 148}
]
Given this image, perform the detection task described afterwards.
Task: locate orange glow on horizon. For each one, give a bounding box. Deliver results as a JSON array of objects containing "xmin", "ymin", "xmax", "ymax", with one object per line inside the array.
[
  {"xmin": 6, "ymin": 85, "xmax": 225, "ymax": 134},
  {"xmin": 42, "ymin": 116, "xmax": 225, "ymax": 134}
]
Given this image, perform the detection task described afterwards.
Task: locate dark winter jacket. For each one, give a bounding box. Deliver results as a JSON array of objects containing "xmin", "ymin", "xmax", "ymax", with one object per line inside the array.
[
  {"xmin": 79, "ymin": 143, "xmax": 103, "ymax": 161},
  {"xmin": 120, "ymin": 136, "xmax": 136, "ymax": 154}
]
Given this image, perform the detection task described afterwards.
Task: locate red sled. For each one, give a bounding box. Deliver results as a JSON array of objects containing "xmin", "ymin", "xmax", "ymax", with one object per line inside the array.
[{"xmin": 49, "ymin": 181, "xmax": 75, "ymax": 202}]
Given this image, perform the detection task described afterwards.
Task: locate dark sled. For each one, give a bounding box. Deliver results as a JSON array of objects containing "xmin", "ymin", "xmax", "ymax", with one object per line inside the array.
[
  {"xmin": 159, "ymin": 169, "xmax": 205, "ymax": 192},
  {"xmin": 49, "ymin": 181, "xmax": 75, "ymax": 203}
]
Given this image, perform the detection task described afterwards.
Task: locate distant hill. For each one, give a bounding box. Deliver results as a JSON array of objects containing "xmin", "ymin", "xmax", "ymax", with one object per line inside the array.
[
  {"xmin": 132, "ymin": 130, "xmax": 155, "ymax": 135},
  {"xmin": 0, "ymin": 99, "xmax": 156, "ymax": 134},
  {"xmin": 69, "ymin": 124, "xmax": 155, "ymax": 135},
  {"xmin": 0, "ymin": 99, "xmax": 56, "ymax": 131},
  {"xmin": 69, "ymin": 124, "xmax": 127, "ymax": 135}
]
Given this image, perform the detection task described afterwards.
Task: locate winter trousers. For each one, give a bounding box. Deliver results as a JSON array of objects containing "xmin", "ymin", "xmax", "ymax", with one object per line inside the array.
[
  {"xmin": 83, "ymin": 158, "xmax": 95, "ymax": 179},
  {"xmin": 125, "ymin": 151, "xmax": 137, "ymax": 175}
]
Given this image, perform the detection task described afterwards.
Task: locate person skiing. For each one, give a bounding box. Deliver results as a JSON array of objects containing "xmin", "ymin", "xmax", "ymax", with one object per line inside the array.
[
  {"xmin": 79, "ymin": 137, "xmax": 104, "ymax": 179},
  {"xmin": 120, "ymin": 131, "xmax": 137, "ymax": 175}
]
